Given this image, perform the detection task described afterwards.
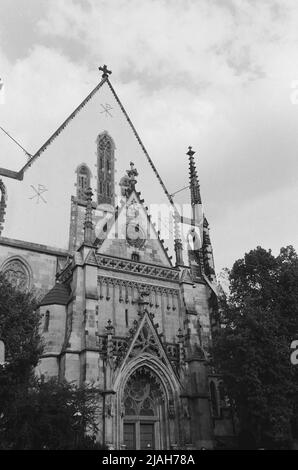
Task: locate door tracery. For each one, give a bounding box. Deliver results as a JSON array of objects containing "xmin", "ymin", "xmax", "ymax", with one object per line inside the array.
[{"xmin": 122, "ymin": 367, "xmax": 165, "ymax": 450}]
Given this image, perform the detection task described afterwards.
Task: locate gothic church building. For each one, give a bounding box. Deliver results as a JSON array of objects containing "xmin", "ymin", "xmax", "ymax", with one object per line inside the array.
[{"xmin": 0, "ymin": 67, "xmax": 234, "ymax": 449}]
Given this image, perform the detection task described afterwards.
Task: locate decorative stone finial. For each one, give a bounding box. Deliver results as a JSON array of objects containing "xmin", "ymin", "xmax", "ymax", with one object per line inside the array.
[
  {"xmin": 98, "ymin": 65, "xmax": 112, "ymax": 79},
  {"xmin": 126, "ymin": 162, "xmax": 138, "ymax": 191},
  {"xmin": 105, "ymin": 319, "xmax": 114, "ymax": 334}
]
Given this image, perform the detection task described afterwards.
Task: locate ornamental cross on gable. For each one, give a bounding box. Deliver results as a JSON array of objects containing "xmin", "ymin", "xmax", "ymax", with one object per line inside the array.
[{"xmin": 98, "ymin": 65, "xmax": 112, "ymax": 79}]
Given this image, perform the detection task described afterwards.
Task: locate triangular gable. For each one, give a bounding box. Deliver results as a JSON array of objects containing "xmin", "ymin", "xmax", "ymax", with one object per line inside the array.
[
  {"xmin": 97, "ymin": 189, "xmax": 173, "ymax": 267},
  {"xmin": 118, "ymin": 310, "xmax": 179, "ymax": 378},
  {"xmin": 1, "ymin": 70, "xmax": 178, "ymax": 253},
  {"xmin": 4, "ymin": 73, "xmax": 174, "ymax": 215},
  {"xmin": 85, "ymin": 248, "xmax": 98, "ymax": 265}
]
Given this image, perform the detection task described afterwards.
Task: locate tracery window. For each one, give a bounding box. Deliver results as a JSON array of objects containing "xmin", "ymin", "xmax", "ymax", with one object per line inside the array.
[
  {"xmin": 124, "ymin": 368, "xmax": 163, "ymax": 417},
  {"xmin": 97, "ymin": 133, "xmax": 114, "ymax": 205},
  {"xmin": 77, "ymin": 165, "xmax": 91, "ymax": 201},
  {"xmin": 2, "ymin": 259, "xmax": 30, "ymax": 291}
]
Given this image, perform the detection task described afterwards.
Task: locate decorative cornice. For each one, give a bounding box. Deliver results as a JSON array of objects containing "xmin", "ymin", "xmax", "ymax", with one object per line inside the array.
[{"xmin": 93, "ymin": 253, "xmax": 179, "ymax": 282}]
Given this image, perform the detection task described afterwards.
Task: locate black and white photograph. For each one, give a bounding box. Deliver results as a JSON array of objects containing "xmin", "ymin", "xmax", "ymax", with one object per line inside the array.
[{"xmin": 0, "ymin": 0, "xmax": 298, "ymax": 455}]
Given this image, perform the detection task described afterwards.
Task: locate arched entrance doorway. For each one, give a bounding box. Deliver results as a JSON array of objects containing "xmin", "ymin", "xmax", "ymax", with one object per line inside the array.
[{"xmin": 122, "ymin": 367, "xmax": 168, "ymax": 450}]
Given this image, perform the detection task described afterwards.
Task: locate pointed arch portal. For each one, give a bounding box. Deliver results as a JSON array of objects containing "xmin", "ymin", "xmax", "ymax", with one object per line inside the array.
[
  {"xmin": 122, "ymin": 367, "xmax": 166, "ymax": 450},
  {"xmin": 110, "ymin": 353, "xmax": 180, "ymax": 450}
]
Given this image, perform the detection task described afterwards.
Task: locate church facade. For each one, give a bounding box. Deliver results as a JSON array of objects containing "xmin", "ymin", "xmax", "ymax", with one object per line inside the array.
[{"xmin": 0, "ymin": 67, "xmax": 235, "ymax": 450}]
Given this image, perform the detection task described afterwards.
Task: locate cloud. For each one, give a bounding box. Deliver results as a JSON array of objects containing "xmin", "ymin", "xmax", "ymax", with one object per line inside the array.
[{"xmin": 1, "ymin": 0, "xmax": 298, "ymax": 269}]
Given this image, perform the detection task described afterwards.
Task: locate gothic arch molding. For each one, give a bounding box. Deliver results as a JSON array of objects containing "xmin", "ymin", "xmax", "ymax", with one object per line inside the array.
[
  {"xmin": 115, "ymin": 354, "xmax": 180, "ymax": 401},
  {"xmin": 112, "ymin": 354, "xmax": 181, "ymax": 449},
  {"xmin": 1, "ymin": 256, "xmax": 33, "ymax": 291}
]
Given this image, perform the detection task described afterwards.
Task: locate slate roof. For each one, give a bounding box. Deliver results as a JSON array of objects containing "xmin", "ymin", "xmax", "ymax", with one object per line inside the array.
[{"xmin": 39, "ymin": 283, "xmax": 69, "ymax": 306}]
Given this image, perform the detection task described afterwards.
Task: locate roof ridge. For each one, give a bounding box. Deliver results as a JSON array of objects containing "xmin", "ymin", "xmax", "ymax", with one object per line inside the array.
[
  {"xmin": 19, "ymin": 76, "xmax": 107, "ymax": 176},
  {"xmin": 106, "ymin": 79, "xmax": 180, "ymax": 216}
]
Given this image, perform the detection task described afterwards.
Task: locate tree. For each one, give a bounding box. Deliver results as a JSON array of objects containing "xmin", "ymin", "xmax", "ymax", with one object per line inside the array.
[
  {"xmin": 0, "ymin": 274, "xmax": 103, "ymax": 449},
  {"xmin": 0, "ymin": 377, "xmax": 102, "ymax": 450},
  {"xmin": 213, "ymin": 246, "xmax": 298, "ymax": 449}
]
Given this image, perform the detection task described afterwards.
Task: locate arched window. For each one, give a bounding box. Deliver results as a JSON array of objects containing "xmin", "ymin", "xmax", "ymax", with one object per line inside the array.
[
  {"xmin": 76, "ymin": 164, "xmax": 91, "ymax": 201},
  {"xmin": 1, "ymin": 258, "xmax": 31, "ymax": 291},
  {"xmin": 97, "ymin": 133, "xmax": 115, "ymax": 205},
  {"xmin": 0, "ymin": 179, "xmax": 7, "ymax": 236},
  {"xmin": 44, "ymin": 310, "xmax": 50, "ymax": 332}
]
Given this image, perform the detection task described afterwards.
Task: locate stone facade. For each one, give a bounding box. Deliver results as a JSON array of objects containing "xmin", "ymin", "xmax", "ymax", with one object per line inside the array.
[{"xmin": 0, "ymin": 73, "xmax": 235, "ymax": 449}]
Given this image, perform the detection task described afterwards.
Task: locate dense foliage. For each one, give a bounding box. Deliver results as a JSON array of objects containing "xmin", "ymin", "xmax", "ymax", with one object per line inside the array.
[
  {"xmin": 213, "ymin": 246, "xmax": 298, "ymax": 449},
  {"xmin": 0, "ymin": 274, "xmax": 102, "ymax": 449}
]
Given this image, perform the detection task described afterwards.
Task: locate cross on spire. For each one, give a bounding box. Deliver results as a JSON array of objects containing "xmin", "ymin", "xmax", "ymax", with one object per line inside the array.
[{"xmin": 98, "ymin": 64, "xmax": 112, "ymax": 79}]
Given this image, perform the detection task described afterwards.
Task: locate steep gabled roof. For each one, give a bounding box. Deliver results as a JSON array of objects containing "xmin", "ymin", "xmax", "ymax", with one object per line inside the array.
[{"xmin": 3, "ymin": 71, "xmax": 177, "ymax": 218}]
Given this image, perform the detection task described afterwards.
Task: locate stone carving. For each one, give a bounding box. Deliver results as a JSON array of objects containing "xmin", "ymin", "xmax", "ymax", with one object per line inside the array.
[
  {"xmin": 123, "ymin": 367, "xmax": 164, "ymax": 417},
  {"xmin": 2, "ymin": 259, "xmax": 30, "ymax": 291},
  {"xmin": 94, "ymin": 254, "xmax": 179, "ymax": 281},
  {"xmin": 168, "ymin": 399, "xmax": 175, "ymax": 419},
  {"xmin": 129, "ymin": 323, "xmax": 161, "ymax": 359}
]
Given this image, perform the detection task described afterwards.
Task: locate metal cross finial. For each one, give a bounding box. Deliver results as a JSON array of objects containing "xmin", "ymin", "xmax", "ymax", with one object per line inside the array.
[
  {"xmin": 98, "ymin": 64, "xmax": 112, "ymax": 79},
  {"xmin": 187, "ymin": 146, "xmax": 195, "ymax": 157}
]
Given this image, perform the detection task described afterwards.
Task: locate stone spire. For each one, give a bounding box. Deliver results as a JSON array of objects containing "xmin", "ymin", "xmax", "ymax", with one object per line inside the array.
[
  {"xmin": 83, "ymin": 187, "xmax": 94, "ymax": 244},
  {"xmin": 187, "ymin": 146, "xmax": 202, "ymax": 206}
]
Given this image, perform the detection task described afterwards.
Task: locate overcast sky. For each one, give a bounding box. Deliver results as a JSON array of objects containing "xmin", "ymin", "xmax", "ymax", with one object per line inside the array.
[{"xmin": 1, "ymin": 0, "xmax": 298, "ymax": 272}]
